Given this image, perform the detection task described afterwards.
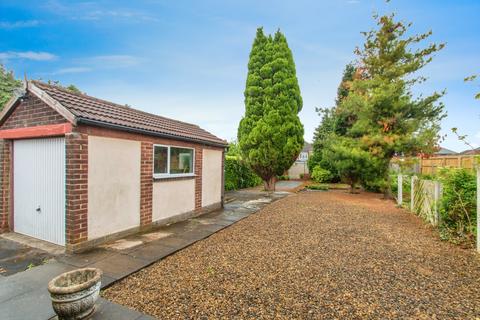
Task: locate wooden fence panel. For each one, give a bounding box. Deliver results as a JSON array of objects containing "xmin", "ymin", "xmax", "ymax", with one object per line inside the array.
[{"xmin": 420, "ymin": 155, "xmax": 475, "ymax": 175}]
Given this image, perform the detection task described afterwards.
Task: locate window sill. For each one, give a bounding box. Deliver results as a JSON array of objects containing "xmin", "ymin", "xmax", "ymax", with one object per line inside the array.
[{"xmin": 153, "ymin": 174, "xmax": 196, "ymax": 181}]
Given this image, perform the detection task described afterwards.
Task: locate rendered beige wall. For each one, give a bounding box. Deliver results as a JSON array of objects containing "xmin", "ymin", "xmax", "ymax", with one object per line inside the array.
[
  {"xmin": 88, "ymin": 136, "xmax": 141, "ymax": 240},
  {"xmin": 202, "ymin": 149, "xmax": 222, "ymax": 207},
  {"xmin": 152, "ymin": 179, "xmax": 195, "ymax": 221},
  {"xmin": 288, "ymin": 162, "xmax": 308, "ymax": 179}
]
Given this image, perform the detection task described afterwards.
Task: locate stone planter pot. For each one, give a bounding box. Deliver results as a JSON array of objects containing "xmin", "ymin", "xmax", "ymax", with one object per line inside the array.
[{"xmin": 48, "ymin": 268, "xmax": 102, "ymax": 320}]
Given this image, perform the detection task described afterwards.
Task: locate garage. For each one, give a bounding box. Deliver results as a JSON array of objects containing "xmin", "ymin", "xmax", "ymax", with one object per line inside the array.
[
  {"xmin": 13, "ymin": 137, "xmax": 65, "ymax": 245},
  {"xmin": 0, "ymin": 80, "xmax": 227, "ymax": 252}
]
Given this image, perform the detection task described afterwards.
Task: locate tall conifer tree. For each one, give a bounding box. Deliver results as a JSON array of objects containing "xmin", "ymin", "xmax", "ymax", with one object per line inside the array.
[{"xmin": 238, "ymin": 28, "xmax": 304, "ymax": 191}]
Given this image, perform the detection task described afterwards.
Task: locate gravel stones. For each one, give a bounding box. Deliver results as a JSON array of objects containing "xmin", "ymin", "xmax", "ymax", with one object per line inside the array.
[{"xmin": 104, "ymin": 191, "xmax": 480, "ymax": 319}]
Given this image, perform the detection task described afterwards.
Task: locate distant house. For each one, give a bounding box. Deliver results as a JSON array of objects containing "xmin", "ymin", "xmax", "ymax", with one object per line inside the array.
[
  {"xmin": 433, "ymin": 147, "xmax": 457, "ymax": 156},
  {"xmin": 287, "ymin": 142, "xmax": 313, "ymax": 179},
  {"xmin": 0, "ymin": 81, "xmax": 227, "ymax": 252},
  {"xmin": 459, "ymin": 147, "xmax": 480, "ymax": 155}
]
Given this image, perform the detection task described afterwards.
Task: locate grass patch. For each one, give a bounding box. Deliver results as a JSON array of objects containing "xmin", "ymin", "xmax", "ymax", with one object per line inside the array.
[{"xmin": 305, "ymin": 184, "xmax": 329, "ymax": 191}]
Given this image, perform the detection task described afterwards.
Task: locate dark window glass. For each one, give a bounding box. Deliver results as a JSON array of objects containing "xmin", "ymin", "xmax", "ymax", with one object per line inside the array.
[
  {"xmin": 170, "ymin": 147, "xmax": 193, "ymax": 174},
  {"xmin": 154, "ymin": 146, "xmax": 168, "ymax": 174}
]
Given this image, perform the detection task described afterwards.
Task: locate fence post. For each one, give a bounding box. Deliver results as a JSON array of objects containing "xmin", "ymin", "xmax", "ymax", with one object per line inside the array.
[
  {"xmin": 477, "ymin": 167, "xmax": 479, "ymax": 253},
  {"xmin": 433, "ymin": 181, "xmax": 441, "ymax": 226},
  {"xmin": 397, "ymin": 175, "xmax": 403, "ymax": 206},
  {"xmin": 410, "ymin": 176, "xmax": 416, "ymax": 212}
]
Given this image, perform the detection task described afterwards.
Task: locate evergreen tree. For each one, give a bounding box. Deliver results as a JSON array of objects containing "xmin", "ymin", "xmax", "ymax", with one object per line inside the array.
[
  {"xmin": 340, "ymin": 13, "xmax": 446, "ymax": 196},
  {"xmin": 308, "ymin": 63, "xmax": 356, "ymax": 176},
  {"xmin": 238, "ymin": 28, "xmax": 304, "ymax": 191},
  {"xmin": 0, "ymin": 64, "xmax": 22, "ymax": 110}
]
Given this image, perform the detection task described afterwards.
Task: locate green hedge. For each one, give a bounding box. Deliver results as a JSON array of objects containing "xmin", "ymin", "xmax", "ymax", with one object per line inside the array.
[
  {"xmin": 225, "ymin": 156, "xmax": 262, "ymax": 191},
  {"xmin": 438, "ymin": 168, "xmax": 477, "ymax": 243}
]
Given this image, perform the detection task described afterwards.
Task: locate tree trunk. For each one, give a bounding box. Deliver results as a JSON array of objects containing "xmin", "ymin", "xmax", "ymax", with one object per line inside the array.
[
  {"xmin": 383, "ymin": 168, "xmax": 393, "ymax": 199},
  {"xmin": 264, "ymin": 176, "xmax": 276, "ymax": 192}
]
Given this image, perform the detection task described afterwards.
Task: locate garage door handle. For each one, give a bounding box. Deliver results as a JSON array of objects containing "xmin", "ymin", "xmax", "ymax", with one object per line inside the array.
[{"xmin": 36, "ymin": 206, "xmax": 41, "ymax": 213}]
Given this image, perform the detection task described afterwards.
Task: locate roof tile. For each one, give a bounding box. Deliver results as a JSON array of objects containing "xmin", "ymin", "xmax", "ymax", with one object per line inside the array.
[{"xmin": 32, "ymin": 81, "xmax": 227, "ymax": 146}]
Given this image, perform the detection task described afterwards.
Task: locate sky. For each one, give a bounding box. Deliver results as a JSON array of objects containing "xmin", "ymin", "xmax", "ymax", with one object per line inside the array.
[{"xmin": 0, "ymin": 0, "xmax": 479, "ymax": 152}]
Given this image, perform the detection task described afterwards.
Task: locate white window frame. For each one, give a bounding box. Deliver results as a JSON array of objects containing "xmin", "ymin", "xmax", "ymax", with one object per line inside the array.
[{"xmin": 153, "ymin": 144, "xmax": 196, "ymax": 179}]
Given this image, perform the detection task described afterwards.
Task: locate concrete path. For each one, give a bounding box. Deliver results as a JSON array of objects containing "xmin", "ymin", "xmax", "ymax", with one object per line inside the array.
[
  {"xmin": 275, "ymin": 180, "xmax": 303, "ymax": 190},
  {"xmin": 0, "ymin": 190, "xmax": 289, "ymax": 320}
]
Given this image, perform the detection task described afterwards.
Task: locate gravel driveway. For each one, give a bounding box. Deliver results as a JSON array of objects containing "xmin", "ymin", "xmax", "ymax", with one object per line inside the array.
[{"xmin": 104, "ymin": 191, "xmax": 480, "ymax": 319}]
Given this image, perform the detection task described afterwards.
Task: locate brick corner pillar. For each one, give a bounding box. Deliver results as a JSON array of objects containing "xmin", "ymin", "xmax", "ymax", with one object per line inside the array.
[
  {"xmin": 140, "ymin": 141, "xmax": 153, "ymax": 226},
  {"xmin": 221, "ymin": 149, "xmax": 225, "ymax": 207},
  {"xmin": 194, "ymin": 146, "xmax": 203, "ymax": 212},
  {"xmin": 0, "ymin": 139, "xmax": 11, "ymax": 233},
  {"xmin": 65, "ymin": 132, "xmax": 88, "ymax": 245}
]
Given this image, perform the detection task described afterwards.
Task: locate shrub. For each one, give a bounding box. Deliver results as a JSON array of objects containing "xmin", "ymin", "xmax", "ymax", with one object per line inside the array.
[
  {"xmin": 224, "ymin": 156, "xmax": 262, "ymax": 191},
  {"xmin": 299, "ymin": 173, "xmax": 304, "ymax": 180},
  {"xmin": 437, "ymin": 168, "xmax": 477, "ymax": 244},
  {"xmin": 311, "ymin": 166, "xmax": 333, "ymax": 183},
  {"xmin": 306, "ymin": 184, "xmax": 329, "ymax": 191},
  {"xmin": 276, "ymin": 175, "xmax": 290, "ymax": 181}
]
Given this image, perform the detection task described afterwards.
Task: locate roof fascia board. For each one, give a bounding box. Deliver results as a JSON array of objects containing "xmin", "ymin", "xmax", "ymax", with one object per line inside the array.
[
  {"xmin": 0, "ymin": 84, "xmax": 26, "ymax": 126},
  {"xmin": 28, "ymin": 81, "xmax": 77, "ymax": 125}
]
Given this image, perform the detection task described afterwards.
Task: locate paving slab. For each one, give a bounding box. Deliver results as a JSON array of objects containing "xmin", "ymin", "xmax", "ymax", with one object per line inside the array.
[
  {"xmin": 0, "ymin": 276, "xmax": 31, "ymax": 303},
  {"xmin": 87, "ymin": 253, "xmax": 149, "ymax": 280},
  {"xmin": 57, "ymin": 247, "xmax": 115, "ymax": 268},
  {"xmin": 5, "ymin": 261, "xmax": 73, "ymax": 291},
  {"xmin": 124, "ymin": 242, "xmax": 178, "ymax": 263},
  {"xmin": 0, "ymin": 287, "xmax": 55, "ymax": 320},
  {"xmin": 0, "ymin": 237, "xmax": 54, "ymax": 276}
]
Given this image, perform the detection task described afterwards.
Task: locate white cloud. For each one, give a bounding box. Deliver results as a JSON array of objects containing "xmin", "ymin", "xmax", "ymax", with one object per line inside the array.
[
  {"xmin": 0, "ymin": 20, "xmax": 40, "ymax": 29},
  {"xmin": 53, "ymin": 67, "xmax": 91, "ymax": 75},
  {"xmin": 42, "ymin": 1, "xmax": 158, "ymax": 22},
  {"xmin": 0, "ymin": 51, "xmax": 57, "ymax": 61}
]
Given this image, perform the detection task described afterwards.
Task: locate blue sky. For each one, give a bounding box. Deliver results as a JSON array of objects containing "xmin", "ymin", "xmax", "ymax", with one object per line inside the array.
[{"xmin": 1, "ymin": 0, "xmax": 479, "ymax": 152}]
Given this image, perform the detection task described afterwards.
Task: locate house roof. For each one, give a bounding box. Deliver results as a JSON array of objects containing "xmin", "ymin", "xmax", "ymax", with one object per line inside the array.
[
  {"xmin": 459, "ymin": 147, "xmax": 480, "ymax": 155},
  {"xmin": 302, "ymin": 142, "xmax": 312, "ymax": 153},
  {"xmin": 1, "ymin": 81, "xmax": 227, "ymax": 147},
  {"xmin": 434, "ymin": 147, "xmax": 457, "ymax": 155}
]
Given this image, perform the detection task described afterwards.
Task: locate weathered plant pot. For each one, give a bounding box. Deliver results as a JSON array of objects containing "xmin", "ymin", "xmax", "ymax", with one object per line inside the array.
[{"xmin": 48, "ymin": 268, "xmax": 102, "ymax": 320}]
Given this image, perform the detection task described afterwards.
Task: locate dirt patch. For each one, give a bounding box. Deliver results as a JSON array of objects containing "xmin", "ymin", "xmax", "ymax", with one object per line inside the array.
[{"xmin": 104, "ymin": 190, "xmax": 480, "ymax": 319}]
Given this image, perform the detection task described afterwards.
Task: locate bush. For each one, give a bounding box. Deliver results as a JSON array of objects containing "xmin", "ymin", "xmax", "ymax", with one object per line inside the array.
[
  {"xmin": 437, "ymin": 168, "xmax": 477, "ymax": 243},
  {"xmin": 311, "ymin": 166, "xmax": 333, "ymax": 183},
  {"xmin": 276, "ymin": 175, "xmax": 290, "ymax": 181},
  {"xmin": 224, "ymin": 156, "xmax": 262, "ymax": 191},
  {"xmin": 305, "ymin": 184, "xmax": 329, "ymax": 191}
]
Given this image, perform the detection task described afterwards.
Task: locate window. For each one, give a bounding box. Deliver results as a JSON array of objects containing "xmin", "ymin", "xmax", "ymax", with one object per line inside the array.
[
  {"xmin": 297, "ymin": 152, "xmax": 308, "ymax": 162},
  {"xmin": 153, "ymin": 145, "xmax": 194, "ymax": 177},
  {"xmin": 154, "ymin": 146, "xmax": 168, "ymax": 174}
]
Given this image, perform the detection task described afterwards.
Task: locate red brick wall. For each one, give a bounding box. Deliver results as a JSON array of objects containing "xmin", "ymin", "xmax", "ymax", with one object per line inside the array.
[
  {"xmin": 1, "ymin": 94, "xmax": 66, "ymax": 130},
  {"xmin": 0, "ymin": 140, "xmax": 11, "ymax": 232},
  {"xmin": 140, "ymin": 142, "xmax": 153, "ymax": 226},
  {"xmin": 194, "ymin": 147, "xmax": 203, "ymax": 211},
  {"xmin": 65, "ymin": 132, "xmax": 88, "ymax": 244}
]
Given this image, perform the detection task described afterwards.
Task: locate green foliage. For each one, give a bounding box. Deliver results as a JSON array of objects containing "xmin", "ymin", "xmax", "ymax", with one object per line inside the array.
[
  {"xmin": 238, "ymin": 28, "xmax": 304, "ymax": 190},
  {"xmin": 226, "ymin": 141, "xmax": 241, "ymax": 157},
  {"xmin": 338, "ymin": 13, "xmax": 446, "ymax": 194},
  {"xmin": 311, "ymin": 166, "xmax": 332, "ymax": 183},
  {"xmin": 322, "ymin": 137, "xmax": 381, "ymax": 192},
  {"xmin": 437, "ymin": 168, "xmax": 477, "ymax": 243},
  {"xmin": 305, "ymin": 184, "xmax": 329, "ymax": 191},
  {"xmin": 0, "ymin": 64, "xmax": 22, "ymax": 110},
  {"xmin": 276, "ymin": 175, "xmax": 290, "ymax": 181},
  {"xmin": 224, "ymin": 156, "xmax": 262, "ymax": 191},
  {"xmin": 309, "ymin": 64, "xmax": 356, "ymax": 179},
  {"xmin": 66, "ymin": 84, "xmax": 81, "ymax": 94}
]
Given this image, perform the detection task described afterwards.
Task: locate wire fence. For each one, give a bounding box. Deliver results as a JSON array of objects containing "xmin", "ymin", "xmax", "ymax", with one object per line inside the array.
[{"xmin": 397, "ymin": 169, "xmax": 479, "ymax": 253}]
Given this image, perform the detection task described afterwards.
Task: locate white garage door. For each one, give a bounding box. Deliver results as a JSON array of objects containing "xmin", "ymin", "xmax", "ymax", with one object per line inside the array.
[{"xmin": 14, "ymin": 137, "xmax": 66, "ymax": 246}]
